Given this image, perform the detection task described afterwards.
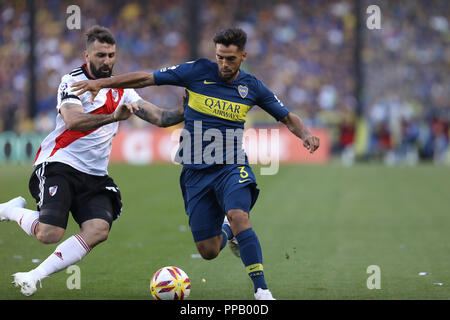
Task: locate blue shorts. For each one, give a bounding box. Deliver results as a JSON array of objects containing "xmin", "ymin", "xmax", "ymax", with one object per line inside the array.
[{"xmin": 180, "ymin": 164, "xmax": 260, "ymax": 242}]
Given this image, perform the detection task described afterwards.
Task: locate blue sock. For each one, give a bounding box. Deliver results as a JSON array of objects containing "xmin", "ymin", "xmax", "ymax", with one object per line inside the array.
[
  {"xmin": 220, "ymin": 230, "xmax": 228, "ymax": 250},
  {"xmin": 235, "ymin": 228, "xmax": 267, "ymax": 292},
  {"xmin": 223, "ymin": 223, "xmax": 233, "ymax": 239},
  {"xmin": 220, "ymin": 223, "xmax": 233, "ymax": 250}
]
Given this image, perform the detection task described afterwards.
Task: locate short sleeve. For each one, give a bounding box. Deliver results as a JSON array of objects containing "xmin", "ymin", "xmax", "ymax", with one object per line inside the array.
[
  {"xmin": 153, "ymin": 60, "xmax": 199, "ymax": 87},
  {"xmin": 56, "ymin": 75, "xmax": 82, "ymax": 111},
  {"xmin": 255, "ymin": 80, "xmax": 290, "ymax": 121}
]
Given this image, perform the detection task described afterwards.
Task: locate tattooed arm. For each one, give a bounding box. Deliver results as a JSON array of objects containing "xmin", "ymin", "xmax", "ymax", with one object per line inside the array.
[{"xmin": 132, "ymin": 98, "xmax": 184, "ymax": 128}]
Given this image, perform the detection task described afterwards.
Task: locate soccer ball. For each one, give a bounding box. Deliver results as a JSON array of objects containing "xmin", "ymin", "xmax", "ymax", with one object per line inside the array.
[{"xmin": 150, "ymin": 266, "xmax": 191, "ymax": 300}]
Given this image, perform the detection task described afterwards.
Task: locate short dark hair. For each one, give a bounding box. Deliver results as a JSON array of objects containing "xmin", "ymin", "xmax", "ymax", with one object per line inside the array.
[
  {"xmin": 213, "ymin": 27, "xmax": 247, "ymax": 51},
  {"xmin": 86, "ymin": 25, "xmax": 115, "ymax": 48}
]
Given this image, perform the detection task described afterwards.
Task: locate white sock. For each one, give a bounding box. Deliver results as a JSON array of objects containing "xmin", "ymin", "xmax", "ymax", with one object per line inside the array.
[
  {"xmin": 7, "ymin": 207, "xmax": 40, "ymax": 237},
  {"xmin": 31, "ymin": 234, "xmax": 91, "ymax": 280}
]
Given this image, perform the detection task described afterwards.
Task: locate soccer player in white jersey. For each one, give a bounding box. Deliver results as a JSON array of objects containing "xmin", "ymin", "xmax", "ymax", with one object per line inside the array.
[{"xmin": 0, "ymin": 26, "xmax": 184, "ymax": 296}]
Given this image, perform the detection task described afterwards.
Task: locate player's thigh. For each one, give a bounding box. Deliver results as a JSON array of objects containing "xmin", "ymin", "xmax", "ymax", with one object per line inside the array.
[
  {"xmin": 73, "ymin": 193, "xmax": 115, "ymax": 230},
  {"xmin": 187, "ymin": 190, "xmax": 225, "ymax": 243},
  {"xmin": 72, "ymin": 171, "xmax": 123, "ymax": 228},
  {"xmin": 225, "ymin": 189, "xmax": 253, "ymax": 235},
  {"xmin": 29, "ymin": 165, "xmax": 72, "ymax": 230},
  {"xmin": 218, "ymin": 165, "xmax": 260, "ymax": 214}
]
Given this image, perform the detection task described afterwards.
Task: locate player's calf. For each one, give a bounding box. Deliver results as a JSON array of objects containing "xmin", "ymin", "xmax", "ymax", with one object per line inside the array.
[
  {"xmin": 79, "ymin": 218, "xmax": 110, "ymax": 248},
  {"xmin": 226, "ymin": 210, "xmax": 269, "ymax": 294}
]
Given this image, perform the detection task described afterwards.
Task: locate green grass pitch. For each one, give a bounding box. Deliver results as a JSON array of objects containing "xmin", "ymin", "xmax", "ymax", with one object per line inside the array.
[{"xmin": 1, "ymin": 162, "xmax": 449, "ymax": 300}]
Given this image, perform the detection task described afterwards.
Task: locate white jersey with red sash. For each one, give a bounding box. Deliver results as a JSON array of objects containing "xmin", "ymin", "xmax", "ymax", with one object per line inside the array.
[{"xmin": 34, "ymin": 64, "xmax": 141, "ymax": 176}]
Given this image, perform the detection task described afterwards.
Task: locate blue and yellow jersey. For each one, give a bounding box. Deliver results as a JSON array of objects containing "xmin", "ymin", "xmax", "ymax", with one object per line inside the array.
[{"xmin": 153, "ymin": 58, "xmax": 290, "ymax": 169}]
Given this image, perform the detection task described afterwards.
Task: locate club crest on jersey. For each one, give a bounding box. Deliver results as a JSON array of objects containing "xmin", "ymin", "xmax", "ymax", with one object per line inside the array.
[
  {"xmin": 238, "ymin": 85, "xmax": 248, "ymax": 99},
  {"xmin": 49, "ymin": 186, "xmax": 58, "ymax": 197},
  {"xmin": 111, "ymin": 89, "xmax": 120, "ymax": 102}
]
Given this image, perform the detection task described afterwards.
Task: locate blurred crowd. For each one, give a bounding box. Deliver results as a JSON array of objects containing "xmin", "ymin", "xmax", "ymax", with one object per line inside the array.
[
  {"xmin": 362, "ymin": 0, "xmax": 450, "ymax": 164},
  {"xmin": 0, "ymin": 0, "xmax": 189, "ymax": 134},
  {"xmin": 0, "ymin": 0, "xmax": 449, "ymax": 164}
]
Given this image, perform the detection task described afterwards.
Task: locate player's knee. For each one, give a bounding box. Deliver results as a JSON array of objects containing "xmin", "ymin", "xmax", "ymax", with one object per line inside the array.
[
  {"xmin": 80, "ymin": 219, "xmax": 110, "ymax": 247},
  {"xmin": 92, "ymin": 227, "xmax": 109, "ymax": 244},
  {"xmin": 200, "ymin": 248, "xmax": 219, "ymax": 260},
  {"xmin": 35, "ymin": 224, "xmax": 65, "ymax": 244},
  {"xmin": 227, "ymin": 209, "xmax": 251, "ymax": 233},
  {"xmin": 196, "ymin": 242, "xmax": 220, "ymax": 260}
]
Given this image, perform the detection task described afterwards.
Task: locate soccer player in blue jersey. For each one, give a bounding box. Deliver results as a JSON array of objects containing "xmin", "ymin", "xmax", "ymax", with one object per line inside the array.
[{"xmin": 72, "ymin": 27, "xmax": 320, "ymax": 300}]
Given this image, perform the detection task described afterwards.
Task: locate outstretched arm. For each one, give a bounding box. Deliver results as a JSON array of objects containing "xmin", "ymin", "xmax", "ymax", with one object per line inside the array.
[
  {"xmin": 134, "ymin": 98, "xmax": 184, "ymax": 128},
  {"xmin": 71, "ymin": 72, "xmax": 155, "ymax": 103},
  {"xmin": 280, "ymin": 112, "xmax": 320, "ymax": 153},
  {"xmin": 128, "ymin": 98, "xmax": 184, "ymax": 128}
]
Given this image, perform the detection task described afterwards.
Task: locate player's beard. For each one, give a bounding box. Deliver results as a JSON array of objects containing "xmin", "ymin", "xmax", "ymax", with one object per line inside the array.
[
  {"xmin": 89, "ymin": 62, "xmax": 113, "ymax": 79},
  {"xmin": 219, "ymin": 67, "xmax": 239, "ymax": 82}
]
